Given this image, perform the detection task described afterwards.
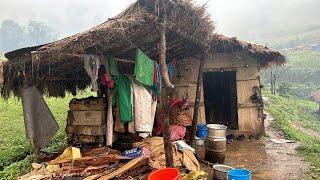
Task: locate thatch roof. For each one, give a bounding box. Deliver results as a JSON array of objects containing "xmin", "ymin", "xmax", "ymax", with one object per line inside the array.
[
  {"xmin": 2, "ymin": 0, "xmax": 213, "ymax": 98},
  {"xmin": 1, "ymin": 0, "xmax": 285, "ymax": 98},
  {"xmin": 211, "ymin": 34, "xmax": 286, "ymax": 67}
]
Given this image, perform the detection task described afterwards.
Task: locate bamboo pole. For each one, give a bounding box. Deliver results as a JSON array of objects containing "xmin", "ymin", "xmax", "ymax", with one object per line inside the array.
[
  {"xmin": 158, "ymin": 0, "xmax": 174, "ymax": 167},
  {"xmin": 191, "ymin": 53, "xmax": 205, "ymax": 148}
]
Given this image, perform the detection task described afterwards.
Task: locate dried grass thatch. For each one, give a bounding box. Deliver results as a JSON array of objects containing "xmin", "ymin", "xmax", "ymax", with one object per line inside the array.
[
  {"xmin": 1, "ymin": 0, "xmax": 285, "ymax": 99},
  {"xmin": 2, "ymin": 0, "xmax": 213, "ymax": 98},
  {"xmin": 211, "ymin": 34, "xmax": 286, "ymax": 67}
]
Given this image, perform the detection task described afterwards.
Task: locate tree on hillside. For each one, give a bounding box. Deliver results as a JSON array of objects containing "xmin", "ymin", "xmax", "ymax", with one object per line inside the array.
[{"xmin": 0, "ymin": 19, "xmax": 58, "ymax": 52}]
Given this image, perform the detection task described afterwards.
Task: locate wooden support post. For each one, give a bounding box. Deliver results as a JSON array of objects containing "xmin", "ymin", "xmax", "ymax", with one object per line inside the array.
[
  {"xmin": 270, "ymin": 69, "xmax": 273, "ymax": 94},
  {"xmin": 191, "ymin": 53, "xmax": 205, "ymax": 148},
  {"xmin": 158, "ymin": 0, "xmax": 174, "ymax": 168},
  {"xmin": 273, "ymin": 73, "xmax": 276, "ymax": 95}
]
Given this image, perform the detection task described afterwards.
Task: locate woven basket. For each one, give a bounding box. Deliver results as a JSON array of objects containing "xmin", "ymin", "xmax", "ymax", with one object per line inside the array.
[{"xmin": 169, "ymin": 107, "xmax": 192, "ymax": 126}]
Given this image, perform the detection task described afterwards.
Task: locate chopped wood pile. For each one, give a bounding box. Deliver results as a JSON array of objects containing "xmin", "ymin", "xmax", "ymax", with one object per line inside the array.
[{"xmin": 18, "ymin": 137, "xmax": 202, "ymax": 180}]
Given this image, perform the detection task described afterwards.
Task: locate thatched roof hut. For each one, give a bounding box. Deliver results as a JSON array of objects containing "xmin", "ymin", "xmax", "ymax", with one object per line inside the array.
[
  {"xmin": 1, "ymin": 0, "xmax": 285, "ymax": 99},
  {"xmin": 2, "ymin": 0, "xmax": 214, "ymax": 98}
]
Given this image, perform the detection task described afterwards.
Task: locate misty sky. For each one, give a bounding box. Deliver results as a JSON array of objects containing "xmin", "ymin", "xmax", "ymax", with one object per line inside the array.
[{"xmin": 1, "ymin": 0, "xmax": 319, "ymax": 42}]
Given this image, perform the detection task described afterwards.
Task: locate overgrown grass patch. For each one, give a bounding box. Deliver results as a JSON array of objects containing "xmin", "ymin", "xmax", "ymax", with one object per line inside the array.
[
  {"xmin": 264, "ymin": 91, "xmax": 320, "ymax": 177},
  {"xmin": 264, "ymin": 90, "xmax": 320, "ymax": 132},
  {"xmin": 0, "ymin": 90, "xmax": 94, "ymax": 179},
  {"xmin": 0, "ymin": 95, "xmax": 71, "ymax": 179}
]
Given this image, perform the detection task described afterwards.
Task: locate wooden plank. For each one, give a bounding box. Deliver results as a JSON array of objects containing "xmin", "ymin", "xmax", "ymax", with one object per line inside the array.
[
  {"xmin": 174, "ymin": 83, "xmax": 197, "ymax": 87},
  {"xmin": 99, "ymin": 157, "xmax": 144, "ymax": 179},
  {"xmin": 66, "ymin": 125, "xmax": 107, "ymax": 136},
  {"xmin": 236, "ymin": 67, "xmax": 259, "ymax": 81},
  {"xmin": 70, "ymin": 99, "xmax": 105, "ymax": 111},
  {"xmin": 238, "ymin": 103, "xmax": 258, "ymax": 108},
  {"xmin": 68, "ymin": 110, "xmax": 105, "ymax": 126},
  {"xmin": 172, "ymin": 58, "xmax": 200, "ymax": 84},
  {"xmin": 204, "ymin": 52, "xmax": 258, "ymax": 71},
  {"xmin": 188, "ymin": 105, "xmax": 206, "ymax": 125},
  {"xmin": 191, "ymin": 55, "xmax": 205, "ymax": 147},
  {"xmin": 173, "ymin": 86, "xmax": 204, "ymax": 103},
  {"xmin": 236, "ymin": 79, "xmax": 260, "ymax": 107},
  {"xmin": 237, "ymin": 107, "xmax": 261, "ymax": 134}
]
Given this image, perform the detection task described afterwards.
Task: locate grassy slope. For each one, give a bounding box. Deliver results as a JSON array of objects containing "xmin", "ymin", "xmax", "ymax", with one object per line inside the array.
[
  {"xmin": 262, "ymin": 50, "xmax": 320, "ymax": 99},
  {"xmin": 270, "ymin": 28, "xmax": 320, "ymax": 49},
  {"xmin": 0, "ymin": 90, "xmax": 94, "ymax": 180},
  {"xmin": 264, "ymin": 91, "xmax": 320, "ymax": 177},
  {"xmin": 0, "ymin": 96, "xmax": 71, "ymax": 179}
]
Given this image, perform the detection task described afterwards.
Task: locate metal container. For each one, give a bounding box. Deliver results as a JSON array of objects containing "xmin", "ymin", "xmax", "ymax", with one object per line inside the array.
[
  {"xmin": 213, "ymin": 164, "xmax": 234, "ymax": 180},
  {"xmin": 207, "ymin": 124, "xmax": 227, "ymax": 138},
  {"xmin": 205, "ymin": 137, "xmax": 226, "ymax": 163},
  {"xmin": 195, "ymin": 136, "xmax": 205, "ymax": 146},
  {"xmin": 205, "ymin": 137, "xmax": 226, "ymax": 150}
]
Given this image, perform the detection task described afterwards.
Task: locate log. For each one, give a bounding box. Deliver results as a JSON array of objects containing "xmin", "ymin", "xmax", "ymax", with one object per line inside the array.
[
  {"xmin": 191, "ymin": 53, "xmax": 205, "ymax": 148},
  {"xmin": 159, "ymin": 24, "xmax": 174, "ymax": 89},
  {"xmin": 158, "ymin": 0, "xmax": 174, "ymax": 168},
  {"xmin": 98, "ymin": 157, "xmax": 144, "ymax": 179}
]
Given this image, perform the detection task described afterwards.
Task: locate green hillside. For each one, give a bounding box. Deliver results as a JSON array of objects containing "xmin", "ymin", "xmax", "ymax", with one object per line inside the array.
[
  {"xmin": 266, "ymin": 26, "xmax": 320, "ymax": 49},
  {"xmin": 261, "ymin": 24, "xmax": 320, "ymax": 100},
  {"xmin": 262, "ymin": 50, "xmax": 320, "ymax": 99}
]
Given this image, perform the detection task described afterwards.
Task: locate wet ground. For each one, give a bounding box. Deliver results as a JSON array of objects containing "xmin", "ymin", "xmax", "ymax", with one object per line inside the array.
[{"xmin": 199, "ymin": 112, "xmax": 310, "ymax": 180}]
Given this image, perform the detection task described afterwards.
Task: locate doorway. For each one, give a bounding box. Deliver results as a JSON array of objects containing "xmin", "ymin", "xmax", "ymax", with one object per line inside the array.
[{"xmin": 203, "ymin": 71, "xmax": 238, "ymax": 129}]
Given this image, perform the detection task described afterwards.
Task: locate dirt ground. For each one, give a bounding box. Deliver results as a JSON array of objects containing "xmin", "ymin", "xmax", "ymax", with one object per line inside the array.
[{"xmin": 199, "ymin": 112, "xmax": 310, "ymax": 180}]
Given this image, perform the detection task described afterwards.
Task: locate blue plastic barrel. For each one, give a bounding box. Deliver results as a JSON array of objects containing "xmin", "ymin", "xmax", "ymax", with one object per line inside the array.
[
  {"xmin": 196, "ymin": 124, "xmax": 208, "ymax": 138},
  {"xmin": 227, "ymin": 169, "xmax": 251, "ymax": 180}
]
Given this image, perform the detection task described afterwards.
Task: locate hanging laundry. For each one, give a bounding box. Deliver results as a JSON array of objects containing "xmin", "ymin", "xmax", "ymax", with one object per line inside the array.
[
  {"xmin": 100, "ymin": 53, "xmax": 119, "ymax": 89},
  {"xmin": 84, "ymin": 54, "xmax": 100, "ymax": 91},
  {"xmin": 21, "ymin": 86, "xmax": 59, "ymax": 148},
  {"xmin": 151, "ymin": 62, "xmax": 163, "ymax": 95},
  {"xmin": 131, "ymin": 79, "xmax": 157, "ymax": 138},
  {"xmin": 167, "ymin": 58, "xmax": 177, "ymax": 76},
  {"xmin": 103, "ymin": 53, "xmax": 119, "ymax": 78},
  {"xmin": 135, "ymin": 49, "xmax": 154, "ymax": 86},
  {"xmin": 116, "ymin": 74, "xmax": 133, "ymax": 123}
]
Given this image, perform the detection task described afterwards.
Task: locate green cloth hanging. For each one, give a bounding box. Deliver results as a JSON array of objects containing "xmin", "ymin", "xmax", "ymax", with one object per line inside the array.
[
  {"xmin": 135, "ymin": 49, "xmax": 154, "ymax": 86},
  {"xmin": 104, "ymin": 53, "xmax": 119, "ymax": 78},
  {"xmin": 116, "ymin": 74, "xmax": 133, "ymax": 123}
]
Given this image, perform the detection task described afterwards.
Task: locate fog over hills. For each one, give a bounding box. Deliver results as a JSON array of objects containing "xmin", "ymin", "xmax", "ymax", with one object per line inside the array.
[{"xmin": 0, "ymin": 0, "xmax": 319, "ymax": 46}]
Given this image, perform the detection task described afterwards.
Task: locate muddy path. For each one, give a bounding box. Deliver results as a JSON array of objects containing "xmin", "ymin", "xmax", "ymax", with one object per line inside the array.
[
  {"xmin": 222, "ymin": 112, "xmax": 310, "ymax": 180},
  {"xmin": 263, "ymin": 113, "xmax": 310, "ymax": 179}
]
